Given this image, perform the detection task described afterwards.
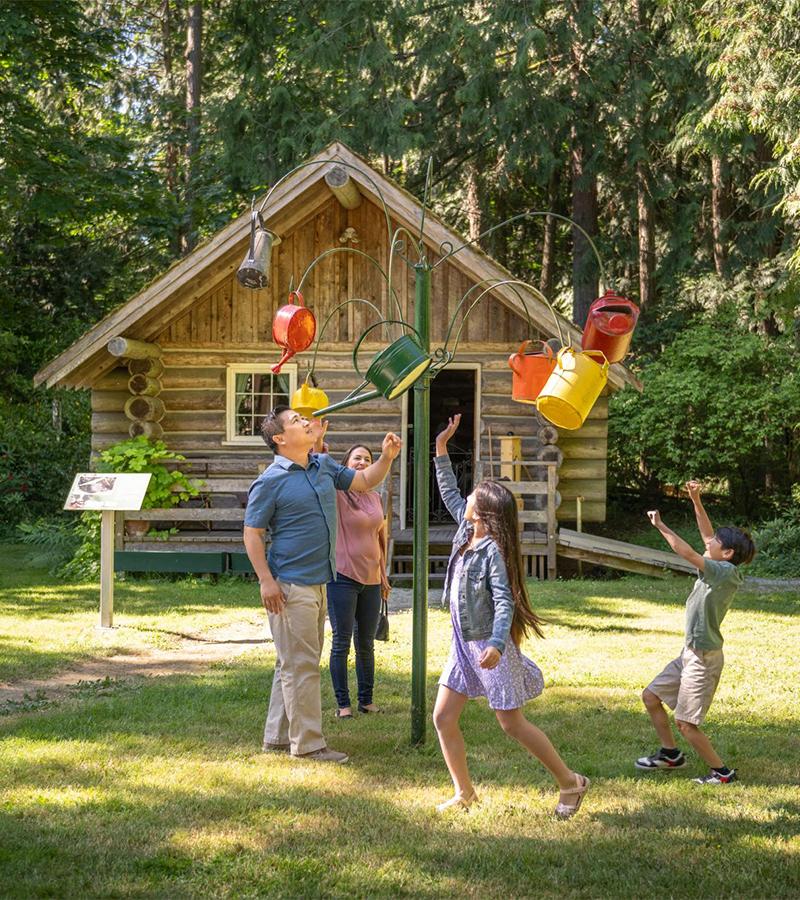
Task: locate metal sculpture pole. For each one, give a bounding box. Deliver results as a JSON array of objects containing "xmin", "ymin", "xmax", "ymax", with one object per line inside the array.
[{"xmin": 411, "ymin": 263, "xmax": 431, "ymax": 744}]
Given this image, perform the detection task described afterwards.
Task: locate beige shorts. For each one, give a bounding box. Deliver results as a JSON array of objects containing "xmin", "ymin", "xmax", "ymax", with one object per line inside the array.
[{"xmin": 646, "ymin": 645, "xmax": 724, "ymax": 725}]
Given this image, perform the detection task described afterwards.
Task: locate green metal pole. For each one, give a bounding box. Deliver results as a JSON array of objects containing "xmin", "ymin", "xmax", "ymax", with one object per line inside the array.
[{"xmin": 411, "ymin": 263, "xmax": 431, "ymax": 745}]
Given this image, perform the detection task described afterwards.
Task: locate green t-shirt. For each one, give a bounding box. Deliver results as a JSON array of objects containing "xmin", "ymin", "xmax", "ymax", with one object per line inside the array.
[{"xmin": 684, "ymin": 558, "xmax": 742, "ymax": 650}]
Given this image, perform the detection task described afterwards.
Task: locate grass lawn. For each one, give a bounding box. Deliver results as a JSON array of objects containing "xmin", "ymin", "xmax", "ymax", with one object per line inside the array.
[{"xmin": 1, "ymin": 544, "xmax": 799, "ymax": 897}]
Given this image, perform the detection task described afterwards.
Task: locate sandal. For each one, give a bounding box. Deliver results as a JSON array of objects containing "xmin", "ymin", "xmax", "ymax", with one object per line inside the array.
[
  {"xmin": 357, "ymin": 704, "xmax": 382, "ymax": 714},
  {"xmin": 554, "ymin": 774, "xmax": 590, "ymax": 820},
  {"xmin": 335, "ymin": 708, "xmax": 353, "ymax": 719},
  {"xmin": 436, "ymin": 790, "xmax": 479, "ymax": 812}
]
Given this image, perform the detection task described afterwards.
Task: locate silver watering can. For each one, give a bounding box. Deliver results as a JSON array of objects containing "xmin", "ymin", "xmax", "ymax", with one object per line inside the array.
[{"xmin": 237, "ymin": 210, "xmax": 281, "ymax": 289}]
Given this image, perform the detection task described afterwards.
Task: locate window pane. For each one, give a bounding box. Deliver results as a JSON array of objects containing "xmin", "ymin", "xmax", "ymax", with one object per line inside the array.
[
  {"xmin": 253, "ymin": 394, "xmax": 272, "ymax": 416},
  {"xmin": 237, "ymin": 416, "xmax": 253, "ymax": 435},
  {"xmin": 252, "ymin": 374, "xmax": 272, "ymax": 394},
  {"xmin": 236, "ymin": 395, "xmax": 253, "ymax": 415},
  {"xmin": 235, "ymin": 373, "xmax": 252, "ymax": 393}
]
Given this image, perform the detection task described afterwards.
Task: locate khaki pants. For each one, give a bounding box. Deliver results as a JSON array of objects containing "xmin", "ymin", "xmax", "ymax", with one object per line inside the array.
[{"xmin": 263, "ymin": 581, "xmax": 327, "ymax": 756}]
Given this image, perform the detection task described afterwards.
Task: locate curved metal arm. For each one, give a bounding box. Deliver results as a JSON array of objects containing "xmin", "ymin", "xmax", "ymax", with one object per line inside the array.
[
  {"xmin": 254, "ymin": 158, "xmax": 395, "ymax": 253},
  {"xmin": 295, "ymin": 246, "xmax": 405, "ymax": 323},
  {"xmin": 307, "ymin": 297, "xmax": 385, "ymax": 377},
  {"xmin": 432, "ymin": 209, "xmax": 608, "ymax": 292},
  {"xmin": 443, "ymin": 279, "xmax": 565, "ymax": 366}
]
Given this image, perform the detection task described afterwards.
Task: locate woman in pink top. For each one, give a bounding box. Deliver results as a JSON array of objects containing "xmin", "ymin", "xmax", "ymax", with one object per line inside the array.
[{"xmin": 327, "ymin": 445, "xmax": 390, "ymax": 718}]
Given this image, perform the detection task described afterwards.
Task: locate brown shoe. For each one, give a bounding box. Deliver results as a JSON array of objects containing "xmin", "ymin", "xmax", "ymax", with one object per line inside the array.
[
  {"xmin": 262, "ymin": 742, "xmax": 290, "ymax": 754},
  {"xmin": 296, "ymin": 746, "xmax": 349, "ymax": 763}
]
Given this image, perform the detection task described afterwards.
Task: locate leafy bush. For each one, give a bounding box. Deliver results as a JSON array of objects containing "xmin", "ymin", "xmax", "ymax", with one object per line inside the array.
[
  {"xmin": 609, "ymin": 297, "xmax": 800, "ymax": 516},
  {"xmin": 97, "ymin": 436, "xmax": 199, "ymax": 508},
  {"xmin": 0, "ymin": 391, "xmax": 90, "ymax": 534}
]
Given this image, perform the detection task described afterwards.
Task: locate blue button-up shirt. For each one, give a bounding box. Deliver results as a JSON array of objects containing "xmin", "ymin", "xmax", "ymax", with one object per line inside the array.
[{"xmin": 244, "ymin": 453, "xmax": 356, "ymax": 585}]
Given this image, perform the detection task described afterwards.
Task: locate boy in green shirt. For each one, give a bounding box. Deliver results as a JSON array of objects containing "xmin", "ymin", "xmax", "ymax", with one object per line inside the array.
[{"xmin": 635, "ymin": 481, "xmax": 755, "ymax": 784}]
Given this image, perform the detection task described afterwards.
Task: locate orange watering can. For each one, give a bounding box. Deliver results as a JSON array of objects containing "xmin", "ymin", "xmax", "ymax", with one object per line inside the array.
[
  {"xmin": 536, "ymin": 347, "xmax": 609, "ymax": 430},
  {"xmin": 508, "ymin": 340, "xmax": 557, "ymax": 405}
]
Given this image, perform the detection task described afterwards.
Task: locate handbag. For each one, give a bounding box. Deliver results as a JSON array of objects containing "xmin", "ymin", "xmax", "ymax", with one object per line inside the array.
[{"xmin": 375, "ymin": 595, "xmax": 389, "ymax": 641}]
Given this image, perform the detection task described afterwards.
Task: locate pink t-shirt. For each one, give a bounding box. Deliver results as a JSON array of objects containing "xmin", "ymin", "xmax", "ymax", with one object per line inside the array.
[{"xmin": 335, "ymin": 490, "xmax": 386, "ymax": 585}]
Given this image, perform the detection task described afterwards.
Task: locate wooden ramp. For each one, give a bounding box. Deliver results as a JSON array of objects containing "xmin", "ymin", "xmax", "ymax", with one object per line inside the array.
[{"xmin": 557, "ymin": 528, "xmax": 697, "ymax": 578}]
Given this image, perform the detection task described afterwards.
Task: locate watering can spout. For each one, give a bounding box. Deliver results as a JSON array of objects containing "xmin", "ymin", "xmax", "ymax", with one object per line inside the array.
[{"xmin": 312, "ymin": 387, "xmax": 381, "ymax": 416}]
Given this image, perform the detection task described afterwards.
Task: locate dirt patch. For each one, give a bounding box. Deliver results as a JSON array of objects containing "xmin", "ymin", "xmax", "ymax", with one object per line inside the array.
[{"xmin": 0, "ymin": 619, "xmax": 270, "ymax": 708}]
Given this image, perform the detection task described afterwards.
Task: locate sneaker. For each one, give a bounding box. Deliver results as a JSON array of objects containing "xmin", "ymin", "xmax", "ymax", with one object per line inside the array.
[
  {"xmin": 296, "ymin": 746, "xmax": 349, "ymax": 764},
  {"xmin": 634, "ymin": 749, "xmax": 687, "ymax": 770},
  {"xmin": 262, "ymin": 742, "xmax": 290, "ymax": 754},
  {"xmin": 693, "ymin": 769, "xmax": 737, "ymax": 785}
]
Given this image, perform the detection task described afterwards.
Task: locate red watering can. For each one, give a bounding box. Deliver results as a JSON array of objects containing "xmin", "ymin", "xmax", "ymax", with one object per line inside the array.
[
  {"xmin": 272, "ymin": 290, "xmax": 316, "ymax": 374},
  {"xmin": 581, "ymin": 291, "xmax": 639, "ymax": 364},
  {"xmin": 508, "ymin": 340, "xmax": 557, "ymax": 405}
]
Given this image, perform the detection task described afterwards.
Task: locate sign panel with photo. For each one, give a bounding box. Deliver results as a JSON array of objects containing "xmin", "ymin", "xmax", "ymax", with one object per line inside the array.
[{"xmin": 64, "ymin": 473, "xmax": 151, "ymax": 511}]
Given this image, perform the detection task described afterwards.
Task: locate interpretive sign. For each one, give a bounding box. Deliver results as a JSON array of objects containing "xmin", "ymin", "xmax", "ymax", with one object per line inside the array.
[{"xmin": 64, "ymin": 472, "xmax": 151, "ymax": 511}]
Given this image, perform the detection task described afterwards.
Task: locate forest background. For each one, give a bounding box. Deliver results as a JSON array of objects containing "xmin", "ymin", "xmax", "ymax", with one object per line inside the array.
[{"xmin": 1, "ymin": 0, "xmax": 799, "ymax": 575}]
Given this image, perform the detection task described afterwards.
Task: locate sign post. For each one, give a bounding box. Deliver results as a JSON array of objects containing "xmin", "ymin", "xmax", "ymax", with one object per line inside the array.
[{"xmin": 64, "ymin": 472, "xmax": 151, "ymax": 628}]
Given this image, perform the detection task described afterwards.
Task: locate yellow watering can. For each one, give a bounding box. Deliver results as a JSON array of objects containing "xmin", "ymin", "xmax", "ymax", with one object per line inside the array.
[
  {"xmin": 536, "ymin": 347, "xmax": 608, "ymax": 430},
  {"xmin": 291, "ymin": 380, "xmax": 330, "ymax": 418}
]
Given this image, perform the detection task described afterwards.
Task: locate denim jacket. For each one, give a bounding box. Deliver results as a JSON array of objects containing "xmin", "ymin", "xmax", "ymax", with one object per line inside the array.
[{"xmin": 435, "ymin": 455, "xmax": 515, "ymax": 654}]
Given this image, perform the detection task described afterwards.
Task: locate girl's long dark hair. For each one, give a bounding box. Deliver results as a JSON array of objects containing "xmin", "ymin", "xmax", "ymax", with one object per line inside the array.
[{"xmin": 474, "ymin": 480, "xmax": 545, "ymax": 644}]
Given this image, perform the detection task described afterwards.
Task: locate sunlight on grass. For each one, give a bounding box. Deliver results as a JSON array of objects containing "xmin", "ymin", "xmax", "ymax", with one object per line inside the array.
[{"xmin": 1, "ymin": 544, "xmax": 799, "ymax": 896}]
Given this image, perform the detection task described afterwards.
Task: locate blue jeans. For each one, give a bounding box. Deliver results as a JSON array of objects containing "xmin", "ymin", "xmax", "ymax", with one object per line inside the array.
[{"xmin": 327, "ymin": 573, "xmax": 381, "ymax": 708}]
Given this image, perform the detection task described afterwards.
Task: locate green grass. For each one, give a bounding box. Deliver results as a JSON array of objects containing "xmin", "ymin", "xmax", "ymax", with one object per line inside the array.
[
  {"xmin": 0, "ymin": 543, "xmax": 261, "ymax": 682},
  {"xmin": 1, "ymin": 544, "xmax": 799, "ymax": 897}
]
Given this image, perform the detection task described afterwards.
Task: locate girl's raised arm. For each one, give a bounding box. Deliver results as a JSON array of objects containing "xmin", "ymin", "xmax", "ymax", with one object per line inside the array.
[{"xmin": 434, "ymin": 414, "xmax": 467, "ymax": 524}]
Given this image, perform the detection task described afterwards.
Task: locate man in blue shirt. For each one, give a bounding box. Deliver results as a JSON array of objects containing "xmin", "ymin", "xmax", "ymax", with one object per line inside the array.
[{"xmin": 244, "ymin": 405, "xmax": 401, "ymax": 763}]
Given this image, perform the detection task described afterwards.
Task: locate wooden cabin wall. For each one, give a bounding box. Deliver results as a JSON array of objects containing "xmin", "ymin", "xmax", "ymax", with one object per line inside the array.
[{"xmin": 90, "ymin": 193, "xmax": 607, "ymax": 522}]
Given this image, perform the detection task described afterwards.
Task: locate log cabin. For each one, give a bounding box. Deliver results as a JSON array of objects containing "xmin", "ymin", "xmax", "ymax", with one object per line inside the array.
[{"xmin": 35, "ymin": 142, "xmax": 640, "ymax": 579}]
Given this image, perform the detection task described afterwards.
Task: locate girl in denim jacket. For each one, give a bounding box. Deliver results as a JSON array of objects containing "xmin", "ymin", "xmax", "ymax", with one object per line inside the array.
[{"xmin": 432, "ymin": 415, "xmax": 589, "ymax": 819}]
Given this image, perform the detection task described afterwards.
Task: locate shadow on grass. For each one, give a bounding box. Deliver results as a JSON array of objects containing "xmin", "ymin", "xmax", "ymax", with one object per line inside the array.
[{"xmin": 2, "ymin": 654, "xmax": 799, "ymax": 897}]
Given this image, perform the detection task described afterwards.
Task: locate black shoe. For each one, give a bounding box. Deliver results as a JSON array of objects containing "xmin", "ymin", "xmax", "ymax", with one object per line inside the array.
[
  {"xmin": 693, "ymin": 769, "xmax": 737, "ymax": 785},
  {"xmin": 635, "ymin": 749, "xmax": 687, "ymax": 770}
]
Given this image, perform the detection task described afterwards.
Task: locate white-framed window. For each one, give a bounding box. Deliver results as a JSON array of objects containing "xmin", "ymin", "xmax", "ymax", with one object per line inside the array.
[{"xmin": 225, "ymin": 364, "xmax": 298, "ymax": 444}]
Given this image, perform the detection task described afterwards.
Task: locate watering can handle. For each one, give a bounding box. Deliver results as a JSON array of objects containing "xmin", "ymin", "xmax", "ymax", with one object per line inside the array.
[
  {"xmin": 352, "ymin": 319, "xmax": 425, "ymax": 377},
  {"xmin": 581, "ymin": 349, "xmax": 610, "ymax": 372},
  {"xmin": 287, "ymin": 289, "xmax": 304, "ymax": 307},
  {"xmin": 508, "ymin": 340, "xmax": 553, "ymax": 376},
  {"xmin": 248, "ymin": 210, "xmax": 265, "ymax": 258}
]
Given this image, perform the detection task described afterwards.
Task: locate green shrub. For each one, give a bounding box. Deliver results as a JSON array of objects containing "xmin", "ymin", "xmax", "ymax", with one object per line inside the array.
[
  {"xmin": 609, "ymin": 299, "xmax": 800, "ymax": 517},
  {"xmin": 97, "ymin": 437, "xmax": 198, "ymax": 508}
]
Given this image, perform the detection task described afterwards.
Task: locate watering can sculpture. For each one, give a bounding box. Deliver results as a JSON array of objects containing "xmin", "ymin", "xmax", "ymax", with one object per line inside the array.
[
  {"xmin": 291, "ymin": 378, "xmax": 330, "ymax": 418},
  {"xmin": 271, "ymin": 290, "xmax": 317, "ymax": 374},
  {"xmin": 312, "ymin": 320, "xmax": 432, "ymax": 417},
  {"xmin": 581, "ymin": 291, "xmax": 639, "ymax": 363},
  {"xmin": 507, "ymin": 340, "xmax": 557, "ymax": 405},
  {"xmin": 237, "ymin": 210, "xmax": 281, "ymax": 289}
]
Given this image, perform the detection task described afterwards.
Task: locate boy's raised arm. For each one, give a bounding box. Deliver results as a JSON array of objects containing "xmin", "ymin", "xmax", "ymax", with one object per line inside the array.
[
  {"xmin": 647, "ymin": 509, "xmax": 706, "ymax": 571},
  {"xmin": 686, "ymin": 480, "xmax": 714, "ymax": 543}
]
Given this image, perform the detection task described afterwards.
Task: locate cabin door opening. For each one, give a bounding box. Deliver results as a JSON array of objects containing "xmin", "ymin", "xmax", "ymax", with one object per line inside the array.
[{"xmin": 402, "ymin": 365, "xmax": 480, "ymax": 527}]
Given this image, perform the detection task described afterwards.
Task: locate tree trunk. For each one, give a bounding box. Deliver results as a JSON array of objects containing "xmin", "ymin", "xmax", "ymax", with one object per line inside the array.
[
  {"xmin": 570, "ymin": 128, "xmax": 598, "ymax": 327},
  {"xmin": 161, "ymin": 0, "xmax": 181, "ymax": 257},
  {"xmin": 183, "ymin": 1, "xmax": 202, "ymax": 254},
  {"xmin": 539, "ymin": 168, "xmax": 559, "ymax": 300},
  {"xmin": 464, "ymin": 162, "xmax": 482, "ymax": 241},
  {"xmin": 568, "ymin": 4, "xmax": 598, "ymax": 327},
  {"xmin": 636, "ymin": 158, "xmax": 655, "ymax": 307},
  {"xmin": 711, "ymin": 154, "xmax": 728, "ymax": 278}
]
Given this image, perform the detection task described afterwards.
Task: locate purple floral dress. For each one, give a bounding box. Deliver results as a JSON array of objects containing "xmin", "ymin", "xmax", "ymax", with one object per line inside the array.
[{"xmin": 439, "ymin": 555, "xmax": 544, "ymax": 710}]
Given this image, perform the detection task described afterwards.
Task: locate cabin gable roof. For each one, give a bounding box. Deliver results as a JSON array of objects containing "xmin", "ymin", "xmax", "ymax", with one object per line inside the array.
[{"xmin": 35, "ymin": 141, "xmax": 640, "ymax": 391}]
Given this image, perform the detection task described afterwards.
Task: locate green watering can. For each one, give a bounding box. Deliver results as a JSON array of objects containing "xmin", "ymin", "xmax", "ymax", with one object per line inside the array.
[{"xmin": 313, "ymin": 320, "xmax": 432, "ymax": 416}]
